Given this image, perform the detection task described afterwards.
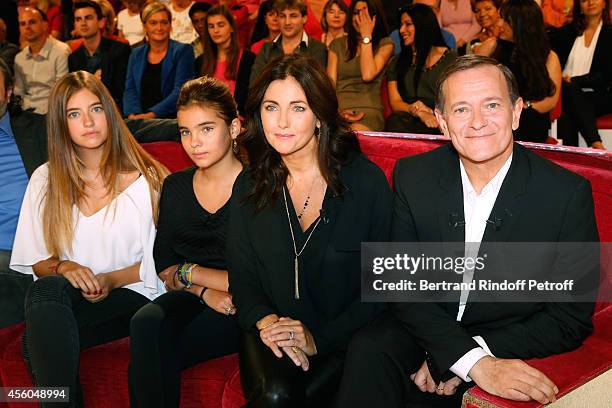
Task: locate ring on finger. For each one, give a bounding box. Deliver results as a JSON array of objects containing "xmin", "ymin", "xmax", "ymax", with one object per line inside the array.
[
  {"xmin": 224, "ymin": 306, "xmax": 231, "ymax": 315},
  {"xmin": 291, "ymin": 346, "xmax": 299, "ymax": 354},
  {"xmin": 289, "ymin": 330, "xmax": 294, "ymax": 341}
]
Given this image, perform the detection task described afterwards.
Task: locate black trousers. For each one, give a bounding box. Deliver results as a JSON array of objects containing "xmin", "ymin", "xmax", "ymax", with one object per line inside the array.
[
  {"xmin": 335, "ymin": 315, "xmax": 468, "ymax": 408},
  {"xmin": 0, "ymin": 266, "xmax": 33, "ymax": 328},
  {"xmin": 239, "ymin": 330, "xmax": 344, "ymax": 408},
  {"xmin": 22, "ymin": 275, "xmax": 149, "ymax": 408},
  {"xmin": 128, "ymin": 290, "xmax": 240, "ymax": 408},
  {"xmin": 558, "ymin": 81, "xmax": 611, "ymax": 146}
]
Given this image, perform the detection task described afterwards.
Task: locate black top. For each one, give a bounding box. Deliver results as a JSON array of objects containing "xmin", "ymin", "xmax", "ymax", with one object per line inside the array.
[
  {"xmin": 140, "ymin": 60, "xmax": 163, "ymax": 114},
  {"xmin": 228, "ymin": 152, "xmax": 392, "ymax": 355},
  {"xmin": 153, "ymin": 167, "xmax": 232, "ymax": 273},
  {"xmin": 493, "ymin": 40, "xmax": 550, "ymax": 143}
]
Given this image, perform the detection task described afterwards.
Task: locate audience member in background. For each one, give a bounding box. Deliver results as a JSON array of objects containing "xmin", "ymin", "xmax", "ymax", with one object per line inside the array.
[
  {"xmin": 321, "ymin": 0, "xmax": 349, "ymax": 47},
  {"xmin": 0, "ymin": 18, "xmax": 19, "ymax": 69},
  {"xmin": 219, "ymin": 0, "xmax": 252, "ymax": 48},
  {"xmin": 250, "ymin": 0, "xmax": 327, "ymax": 85},
  {"xmin": 123, "ymin": 2, "xmax": 195, "ymax": 119},
  {"xmin": 197, "ymin": 5, "xmax": 255, "ymax": 116},
  {"xmin": 485, "ymin": 0, "xmax": 561, "ymax": 143},
  {"xmin": 169, "ymin": 0, "xmax": 198, "ymax": 44},
  {"xmin": 391, "ymin": 0, "xmax": 456, "ymax": 54},
  {"xmin": 129, "ymin": 76, "xmax": 243, "ymax": 408},
  {"xmin": 69, "ymin": 0, "xmax": 131, "ymax": 111},
  {"xmin": 470, "ymin": 0, "xmax": 502, "ymax": 54},
  {"xmin": 229, "ymin": 53, "xmax": 390, "ymax": 407},
  {"xmin": 250, "ymin": 0, "xmax": 280, "ymax": 54},
  {"xmin": 551, "ymin": 0, "xmax": 610, "ymax": 149},
  {"xmin": 30, "ymin": 0, "xmax": 64, "ymax": 39},
  {"xmin": 440, "ymin": 0, "xmax": 480, "ymax": 49},
  {"xmin": 188, "ymin": 1, "xmax": 211, "ymax": 58},
  {"xmin": 97, "ymin": 0, "xmax": 119, "ymax": 37},
  {"xmin": 542, "ymin": 0, "xmax": 574, "ymax": 28},
  {"xmin": 14, "ymin": 7, "xmax": 71, "ymax": 114},
  {"xmin": 0, "ymin": 59, "xmax": 46, "ymax": 328},
  {"xmin": 385, "ymin": 4, "xmax": 457, "ymax": 134},
  {"xmin": 327, "ymin": 0, "xmax": 393, "ymax": 131},
  {"xmin": 10, "ymin": 71, "xmax": 168, "ymax": 407},
  {"xmin": 117, "ymin": 0, "xmax": 147, "ymax": 45}
]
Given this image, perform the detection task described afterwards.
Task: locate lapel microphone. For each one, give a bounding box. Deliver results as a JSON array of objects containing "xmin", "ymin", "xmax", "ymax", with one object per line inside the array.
[
  {"xmin": 486, "ymin": 217, "xmax": 503, "ymax": 231},
  {"xmin": 449, "ymin": 213, "xmax": 465, "ymax": 229}
]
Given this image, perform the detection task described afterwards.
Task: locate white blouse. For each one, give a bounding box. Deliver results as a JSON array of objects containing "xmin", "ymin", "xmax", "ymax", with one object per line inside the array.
[
  {"xmin": 563, "ymin": 21, "xmax": 602, "ymax": 79},
  {"xmin": 10, "ymin": 164, "xmax": 165, "ymax": 300}
]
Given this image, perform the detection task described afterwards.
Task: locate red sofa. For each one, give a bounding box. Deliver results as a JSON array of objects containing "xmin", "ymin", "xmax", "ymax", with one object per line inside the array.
[{"xmin": 1, "ymin": 133, "xmax": 610, "ymax": 408}]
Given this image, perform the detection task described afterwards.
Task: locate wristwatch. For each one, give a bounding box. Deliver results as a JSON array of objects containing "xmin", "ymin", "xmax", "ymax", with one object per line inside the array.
[{"xmin": 362, "ymin": 36, "xmax": 371, "ymax": 45}]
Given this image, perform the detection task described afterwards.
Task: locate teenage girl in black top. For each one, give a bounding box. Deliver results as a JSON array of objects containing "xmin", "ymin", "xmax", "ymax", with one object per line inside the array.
[{"xmin": 128, "ymin": 77, "xmax": 243, "ymax": 408}]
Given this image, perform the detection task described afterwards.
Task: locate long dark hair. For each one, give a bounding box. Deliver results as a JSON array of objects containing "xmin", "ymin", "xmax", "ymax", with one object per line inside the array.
[
  {"xmin": 321, "ymin": 0, "xmax": 350, "ymax": 34},
  {"xmin": 572, "ymin": 0, "xmax": 610, "ymax": 34},
  {"xmin": 250, "ymin": 0, "xmax": 276, "ymax": 45},
  {"xmin": 241, "ymin": 53, "xmax": 360, "ymax": 213},
  {"xmin": 498, "ymin": 0, "xmax": 555, "ymax": 100},
  {"xmin": 396, "ymin": 4, "xmax": 446, "ymax": 101},
  {"xmin": 346, "ymin": 0, "xmax": 389, "ymax": 60},
  {"xmin": 200, "ymin": 5, "xmax": 240, "ymax": 81}
]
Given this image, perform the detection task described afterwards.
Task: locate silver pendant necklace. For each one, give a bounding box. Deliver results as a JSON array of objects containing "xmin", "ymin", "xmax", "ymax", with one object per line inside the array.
[{"xmin": 282, "ymin": 186, "xmax": 322, "ymax": 300}]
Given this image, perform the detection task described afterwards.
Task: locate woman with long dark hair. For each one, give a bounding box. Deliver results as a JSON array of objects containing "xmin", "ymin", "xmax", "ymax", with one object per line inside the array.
[
  {"xmin": 249, "ymin": 0, "xmax": 280, "ymax": 54},
  {"xmin": 385, "ymin": 4, "xmax": 457, "ymax": 133},
  {"xmin": 321, "ymin": 0, "xmax": 350, "ymax": 47},
  {"xmin": 551, "ymin": 0, "xmax": 611, "ymax": 148},
  {"xmin": 196, "ymin": 5, "xmax": 255, "ymax": 116},
  {"xmin": 327, "ymin": 0, "xmax": 393, "ymax": 131},
  {"xmin": 10, "ymin": 71, "xmax": 167, "ymax": 407},
  {"xmin": 485, "ymin": 0, "xmax": 562, "ymax": 142},
  {"xmin": 228, "ymin": 53, "xmax": 391, "ymax": 406},
  {"xmin": 129, "ymin": 76, "xmax": 243, "ymax": 408}
]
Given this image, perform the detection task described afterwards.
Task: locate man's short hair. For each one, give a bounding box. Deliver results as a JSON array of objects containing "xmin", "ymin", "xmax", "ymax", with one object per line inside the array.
[
  {"xmin": 23, "ymin": 7, "xmax": 48, "ymax": 22},
  {"xmin": 0, "ymin": 58, "xmax": 13, "ymax": 90},
  {"xmin": 189, "ymin": 1, "xmax": 212, "ymax": 19},
  {"xmin": 274, "ymin": 0, "xmax": 307, "ymax": 16},
  {"xmin": 74, "ymin": 0, "xmax": 104, "ymax": 20},
  {"xmin": 435, "ymin": 54, "xmax": 519, "ymax": 113}
]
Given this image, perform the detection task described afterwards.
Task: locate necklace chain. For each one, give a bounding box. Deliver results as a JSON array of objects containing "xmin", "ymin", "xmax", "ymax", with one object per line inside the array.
[{"xmin": 283, "ymin": 186, "xmax": 322, "ymax": 300}]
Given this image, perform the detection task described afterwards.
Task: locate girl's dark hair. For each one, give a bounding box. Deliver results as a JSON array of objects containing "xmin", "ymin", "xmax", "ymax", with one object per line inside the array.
[
  {"xmin": 321, "ymin": 0, "xmax": 350, "ymax": 33},
  {"xmin": 177, "ymin": 76, "xmax": 238, "ymax": 126},
  {"xmin": 396, "ymin": 4, "xmax": 446, "ymax": 101},
  {"xmin": 498, "ymin": 0, "xmax": 555, "ymax": 101},
  {"xmin": 572, "ymin": 0, "xmax": 610, "ymax": 34},
  {"xmin": 200, "ymin": 5, "xmax": 240, "ymax": 80},
  {"xmin": 241, "ymin": 53, "xmax": 360, "ymax": 213},
  {"xmin": 250, "ymin": 0, "xmax": 275, "ymax": 44},
  {"xmin": 346, "ymin": 0, "xmax": 389, "ymax": 60}
]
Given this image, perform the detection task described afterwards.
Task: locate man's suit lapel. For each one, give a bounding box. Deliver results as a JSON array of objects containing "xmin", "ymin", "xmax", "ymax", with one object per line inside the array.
[
  {"xmin": 99, "ymin": 37, "xmax": 111, "ymax": 85},
  {"xmin": 437, "ymin": 147, "xmax": 465, "ymax": 244},
  {"xmin": 11, "ymin": 114, "xmax": 45, "ymax": 178},
  {"xmin": 481, "ymin": 144, "xmax": 529, "ymax": 244}
]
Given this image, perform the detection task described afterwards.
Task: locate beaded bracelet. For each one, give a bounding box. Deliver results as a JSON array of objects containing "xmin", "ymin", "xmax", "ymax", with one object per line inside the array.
[{"xmin": 176, "ymin": 262, "xmax": 198, "ymax": 288}]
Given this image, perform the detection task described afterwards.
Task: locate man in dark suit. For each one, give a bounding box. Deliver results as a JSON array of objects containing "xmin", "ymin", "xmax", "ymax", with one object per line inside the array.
[
  {"xmin": 68, "ymin": 0, "xmax": 130, "ymax": 110},
  {"xmin": 335, "ymin": 55, "xmax": 599, "ymax": 407}
]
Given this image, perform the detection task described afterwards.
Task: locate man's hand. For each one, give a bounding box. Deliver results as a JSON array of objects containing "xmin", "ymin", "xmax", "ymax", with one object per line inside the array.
[
  {"xmin": 410, "ymin": 360, "xmax": 462, "ymax": 396},
  {"xmin": 469, "ymin": 356, "xmax": 558, "ymax": 404}
]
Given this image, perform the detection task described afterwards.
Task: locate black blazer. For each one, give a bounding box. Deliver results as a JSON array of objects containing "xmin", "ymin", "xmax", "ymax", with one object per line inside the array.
[
  {"xmin": 68, "ymin": 37, "xmax": 131, "ymax": 110},
  {"xmin": 195, "ymin": 49, "xmax": 256, "ymax": 116},
  {"xmin": 550, "ymin": 23, "xmax": 612, "ymax": 96},
  {"xmin": 390, "ymin": 143, "xmax": 599, "ymax": 375}
]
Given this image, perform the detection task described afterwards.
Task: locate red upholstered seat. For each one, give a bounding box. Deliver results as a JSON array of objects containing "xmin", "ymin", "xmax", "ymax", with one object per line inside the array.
[
  {"xmin": 596, "ymin": 114, "xmax": 612, "ymax": 130},
  {"xmin": 1, "ymin": 135, "xmax": 610, "ymax": 408}
]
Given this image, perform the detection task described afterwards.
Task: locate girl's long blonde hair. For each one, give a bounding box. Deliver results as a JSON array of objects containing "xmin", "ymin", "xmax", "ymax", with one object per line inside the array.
[{"xmin": 43, "ymin": 71, "xmax": 168, "ymax": 257}]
